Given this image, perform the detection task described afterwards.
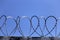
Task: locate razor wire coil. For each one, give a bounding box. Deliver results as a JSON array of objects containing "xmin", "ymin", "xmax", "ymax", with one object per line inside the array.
[{"xmin": 0, "ymin": 15, "xmax": 59, "ymax": 37}]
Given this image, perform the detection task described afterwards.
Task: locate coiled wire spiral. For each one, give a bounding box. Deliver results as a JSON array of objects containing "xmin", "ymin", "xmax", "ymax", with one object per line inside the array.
[{"xmin": 0, "ymin": 15, "xmax": 59, "ymax": 37}]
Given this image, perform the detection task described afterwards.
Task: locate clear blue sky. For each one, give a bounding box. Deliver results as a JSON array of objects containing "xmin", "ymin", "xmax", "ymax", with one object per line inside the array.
[{"xmin": 0, "ymin": 0, "xmax": 60, "ymax": 37}]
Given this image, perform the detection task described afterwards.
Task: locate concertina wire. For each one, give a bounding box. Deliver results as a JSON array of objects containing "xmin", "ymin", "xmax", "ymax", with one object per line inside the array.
[{"xmin": 0, "ymin": 15, "xmax": 60, "ymax": 37}]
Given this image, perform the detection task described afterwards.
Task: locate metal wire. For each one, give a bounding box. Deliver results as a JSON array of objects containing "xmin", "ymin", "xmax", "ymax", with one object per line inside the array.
[
  {"xmin": 44, "ymin": 16, "xmax": 57, "ymax": 37},
  {"xmin": 29, "ymin": 15, "xmax": 42, "ymax": 37},
  {"xmin": 0, "ymin": 15, "xmax": 59, "ymax": 37},
  {"xmin": 0, "ymin": 15, "xmax": 7, "ymax": 36}
]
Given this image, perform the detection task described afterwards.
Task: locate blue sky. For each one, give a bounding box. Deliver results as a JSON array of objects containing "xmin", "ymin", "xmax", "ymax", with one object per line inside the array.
[
  {"xmin": 0, "ymin": 0, "xmax": 60, "ymax": 17},
  {"xmin": 0, "ymin": 0, "xmax": 60, "ymax": 37}
]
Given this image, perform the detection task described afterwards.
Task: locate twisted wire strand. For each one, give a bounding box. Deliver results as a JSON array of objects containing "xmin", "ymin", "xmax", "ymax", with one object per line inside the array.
[
  {"xmin": 9, "ymin": 18, "xmax": 18, "ymax": 35},
  {"xmin": 16, "ymin": 16, "xmax": 25, "ymax": 37},
  {"xmin": 6, "ymin": 16, "xmax": 19, "ymax": 36},
  {"xmin": 9, "ymin": 16, "xmax": 25, "ymax": 37},
  {"xmin": 39, "ymin": 17, "xmax": 46, "ymax": 37},
  {"xmin": 19, "ymin": 16, "xmax": 32, "ymax": 37},
  {"xmin": 44, "ymin": 16, "xmax": 57, "ymax": 37},
  {"xmin": 29, "ymin": 15, "xmax": 42, "ymax": 37},
  {"xmin": 0, "ymin": 15, "xmax": 7, "ymax": 36}
]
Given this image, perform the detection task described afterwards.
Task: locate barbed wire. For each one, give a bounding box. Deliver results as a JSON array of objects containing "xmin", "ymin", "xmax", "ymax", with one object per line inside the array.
[
  {"xmin": 0, "ymin": 15, "xmax": 60, "ymax": 37},
  {"xmin": 44, "ymin": 16, "xmax": 57, "ymax": 37}
]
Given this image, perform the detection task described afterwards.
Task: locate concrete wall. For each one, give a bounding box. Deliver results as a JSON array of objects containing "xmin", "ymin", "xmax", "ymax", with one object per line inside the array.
[{"xmin": 0, "ymin": 37, "xmax": 60, "ymax": 40}]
